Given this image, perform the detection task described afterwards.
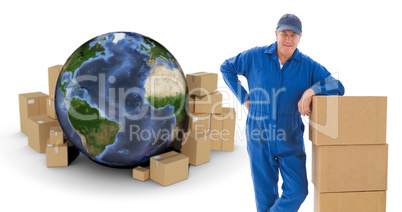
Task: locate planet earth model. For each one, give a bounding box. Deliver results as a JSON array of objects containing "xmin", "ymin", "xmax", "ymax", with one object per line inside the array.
[{"xmin": 55, "ymin": 32, "xmax": 188, "ymax": 167}]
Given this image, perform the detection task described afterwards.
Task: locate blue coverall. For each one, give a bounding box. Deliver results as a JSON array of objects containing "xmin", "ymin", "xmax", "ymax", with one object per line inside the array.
[{"xmin": 220, "ymin": 42, "xmax": 345, "ymax": 212}]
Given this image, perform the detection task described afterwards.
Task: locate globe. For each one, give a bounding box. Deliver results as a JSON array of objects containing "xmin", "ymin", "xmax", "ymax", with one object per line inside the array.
[{"xmin": 55, "ymin": 32, "xmax": 188, "ymax": 168}]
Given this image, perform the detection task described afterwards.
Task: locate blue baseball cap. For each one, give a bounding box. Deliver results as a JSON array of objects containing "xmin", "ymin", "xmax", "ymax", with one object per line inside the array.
[{"xmin": 276, "ymin": 14, "xmax": 302, "ymax": 35}]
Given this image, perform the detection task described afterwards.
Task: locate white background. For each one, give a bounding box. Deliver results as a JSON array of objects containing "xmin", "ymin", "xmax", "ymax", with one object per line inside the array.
[{"xmin": 1, "ymin": 0, "xmax": 401, "ymax": 211}]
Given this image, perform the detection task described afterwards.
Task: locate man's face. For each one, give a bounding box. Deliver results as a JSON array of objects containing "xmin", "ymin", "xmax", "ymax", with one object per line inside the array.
[{"xmin": 275, "ymin": 30, "xmax": 301, "ymax": 58}]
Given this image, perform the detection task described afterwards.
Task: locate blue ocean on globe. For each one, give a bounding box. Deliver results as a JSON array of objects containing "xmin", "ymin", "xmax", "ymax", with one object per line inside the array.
[{"xmin": 55, "ymin": 32, "xmax": 188, "ymax": 167}]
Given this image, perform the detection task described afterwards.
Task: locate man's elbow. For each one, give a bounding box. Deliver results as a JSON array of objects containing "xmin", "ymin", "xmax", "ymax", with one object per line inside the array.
[
  {"xmin": 338, "ymin": 82, "xmax": 345, "ymax": 96},
  {"xmin": 220, "ymin": 60, "xmax": 231, "ymax": 74}
]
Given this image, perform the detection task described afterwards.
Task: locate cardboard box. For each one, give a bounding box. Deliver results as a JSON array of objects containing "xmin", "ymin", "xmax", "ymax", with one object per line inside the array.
[
  {"xmin": 187, "ymin": 113, "xmax": 210, "ymax": 134},
  {"xmin": 49, "ymin": 126, "xmax": 64, "ymax": 145},
  {"xmin": 221, "ymin": 107, "xmax": 236, "ymax": 151},
  {"xmin": 210, "ymin": 107, "xmax": 236, "ymax": 151},
  {"xmin": 186, "ymin": 72, "xmax": 218, "ymax": 96},
  {"xmin": 132, "ymin": 167, "xmax": 150, "ymax": 181},
  {"xmin": 19, "ymin": 92, "xmax": 48, "ymax": 134},
  {"xmin": 150, "ymin": 151, "xmax": 189, "ymax": 186},
  {"xmin": 309, "ymin": 96, "xmax": 387, "ymax": 145},
  {"xmin": 46, "ymin": 143, "xmax": 80, "ymax": 167},
  {"xmin": 314, "ymin": 188, "xmax": 386, "ymax": 212},
  {"xmin": 46, "ymin": 97, "xmax": 57, "ymax": 119},
  {"xmin": 181, "ymin": 132, "xmax": 211, "ymax": 166},
  {"xmin": 312, "ymin": 144, "xmax": 388, "ymax": 192},
  {"xmin": 48, "ymin": 65, "xmax": 63, "ymax": 100},
  {"xmin": 210, "ymin": 113, "xmax": 223, "ymax": 150},
  {"xmin": 27, "ymin": 115, "xmax": 59, "ymax": 153},
  {"xmin": 189, "ymin": 92, "xmax": 222, "ymax": 114}
]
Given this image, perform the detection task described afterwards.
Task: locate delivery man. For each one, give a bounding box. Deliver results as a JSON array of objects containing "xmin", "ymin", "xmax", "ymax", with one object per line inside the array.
[{"xmin": 220, "ymin": 14, "xmax": 345, "ymax": 212}]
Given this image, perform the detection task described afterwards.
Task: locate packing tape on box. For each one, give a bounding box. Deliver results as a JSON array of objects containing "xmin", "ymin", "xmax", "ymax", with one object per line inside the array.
[
  {"xmin": 154, "ymin": 153, "xmax": 180, "ymax": 169},
  {"xmin": 192, "ymin": 75, "xmax": 195, "ymax": 82},
  {"xmin": 153, "ymin": 156, "xmax": 161, "ymax": 168},
  {"xmin": 193, "ymin": 117, "xmax": 198, "ymax": 122},
  {"xmin": 55, "ymin": 132, "xmax": 58, "ymax": 136},
  {"xmin": 28, "ymin": 99, "xmax": 34, "ymax": 104},
  {"xmin": 49, "ymin": 99, "xmax": 51, "ymax": 105},
  {"xmin": 55, "ymin": 146, "xmax": 59, "ymax": 154},
  {"xmin": 37, "ymin": 121, "xmax": 44, "ymax": 124},
  {"xmin": 47, "ymin": 144, "xmax": 54, "ymax": 147}
]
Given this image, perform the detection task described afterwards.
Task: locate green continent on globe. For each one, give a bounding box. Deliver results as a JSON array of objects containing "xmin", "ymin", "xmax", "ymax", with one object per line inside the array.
[
  {"xmin": 140, "ymin": 37, "xmax": 173, "ymax": 65},
  {"xmin": 146, "ymin": 93, "xmax": 186, "ymax": 128},
  {"xmin": 59, "ymin": 39, "xmax": 105, "ymax": 95},
  {"xmin": 67, "ymin": 98, "xmax": 121, "ymax": 158}
]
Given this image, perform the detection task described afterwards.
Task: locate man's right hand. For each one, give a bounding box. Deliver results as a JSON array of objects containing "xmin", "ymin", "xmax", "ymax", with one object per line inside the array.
[{"xmin": 242, "ymin": 100, "xmax": 250, "ymax": 110}]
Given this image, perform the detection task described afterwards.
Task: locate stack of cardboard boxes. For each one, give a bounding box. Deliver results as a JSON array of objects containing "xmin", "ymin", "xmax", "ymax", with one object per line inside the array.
[
  {"xmin": 186, "ymin": 72, "xmax": 236, "ymax": 150},
  {"xmin": 210, "ymin": 107, "xmax": 236, "ymax": 151},
  {"xmin": 309, "ymin": 96, "xmax": 388, "ymax": 212},
  {"xmin": 46, "ymin": 126, "xmax": 79, "ymax": 167},
  {"xmin": 18, "ymin": 92, "xmax": 58, "ymax": 153},
  {"xmin": 47, "ymin": 65, "xmax": 62, "ymax": 119},
  {"xmin": 182, "ymin": 72, "xmax": 217, "ymax": 166},
  {"xmin": 18, "ymin": 65, "xmax": 79, "ymax": 167},
  {"xmin": 46, "ymin": 65, "xmax": 80, "ymax": 167}
]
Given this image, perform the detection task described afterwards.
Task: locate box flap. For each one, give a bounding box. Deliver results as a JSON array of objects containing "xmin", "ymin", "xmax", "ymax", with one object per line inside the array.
[
  {"xmin": 29, "ymin": 115, "xmax": 58, "ymax": 124},
  {"xmin": 161, "ymin": 153, "xmax": 188, "ymax": 165},
  {"xmin": 134, "ymin": 167, "xmax": 149, "ymax": 172},
  {"xmin": 309, "ymin": 96, "xmax": 387, "ymax": 145},
  {"xmin": 19, "ymin": 92, "xmax": 48, "ymax": 98}
]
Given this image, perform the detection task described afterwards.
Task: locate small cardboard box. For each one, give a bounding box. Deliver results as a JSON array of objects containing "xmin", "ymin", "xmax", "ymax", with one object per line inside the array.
[
  {"xmin": 49, "ymin": 126, "xmax": 64, "ymax": 145},
  {"xmin": 210, "ymin": 107, "xmax": 236, "ymax": 151},
  {"xmin": 314, "ymin": 188, "xmax": 386, "ymax": 212},
  {"xmin": 312, "ymin": 144, "xmax": 388, "ymax": 193},
  {"xmin": 48, "ymin": 65, "xmax": 63, "ymax": 100},
  {"xmin": 187, "ymin": 113, "xmax": 210, "ymax": 134},
  {"xmin": 27, "ymin": 115, "xmax": 60, "ymax": 153},
  {"xmin": 19, "ymin": 92, "xmax": 48, "ymax": 135},
  {"xmin": 189, "ymin": 92, "xmax": 222, "ymax": 114},
  {"xmin": 186, "ymin": 72, "xmax": 218, "ymax": 96},
  {"xmin": 46, "ymin": 143, "xmax": 80, "ymax": 167},
  {"xmin": 46, "ymin": 97, "xmax": 57, "ymax": 119},
  {"xmin": 181, "ymin": 132, "xmax": 211, "ymax": 166},
  {"xmin": 150, "ymin": 151, "xmax": 189, "ymax": 186},
  {"xmin": 133, "ymin": 167, "xmax": 150, "ymax": 181},
  {"xmin": 309, "ymin": 96, "xmax": 387, "ymax": 145}
]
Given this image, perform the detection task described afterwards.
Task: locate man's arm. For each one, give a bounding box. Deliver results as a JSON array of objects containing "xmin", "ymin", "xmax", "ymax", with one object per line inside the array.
[
  {"xmin": 310, "ymin": 61, "xmax": 345, "ymax": 96},
  {"xmin": 220, "ymin": 50, "xmax": 251, "ymax": 106},
  {"xmin": 298, "ymin": 61, "xmax": 345, "ymax": 116}
]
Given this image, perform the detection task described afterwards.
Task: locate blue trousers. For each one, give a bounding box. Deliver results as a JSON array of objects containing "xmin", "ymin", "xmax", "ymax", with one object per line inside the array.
[{"xmin": 246, "ymin": 115, "xmax": 308, "ymax": 212}]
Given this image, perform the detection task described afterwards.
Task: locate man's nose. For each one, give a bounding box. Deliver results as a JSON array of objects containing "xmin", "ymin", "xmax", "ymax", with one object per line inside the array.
[{"xmin": 286, "ymin": 35, "xmax": 292, "ymax": 42}]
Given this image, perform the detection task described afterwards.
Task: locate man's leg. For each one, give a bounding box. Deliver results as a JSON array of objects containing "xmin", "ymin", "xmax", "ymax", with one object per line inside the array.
[
  {"xmin": 268, "ymin": 143, "xmax": 308, "ymax": 212},
  {"xmin": 246, "ymin": 119, "xmax": 280, "ymax": 212}
]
